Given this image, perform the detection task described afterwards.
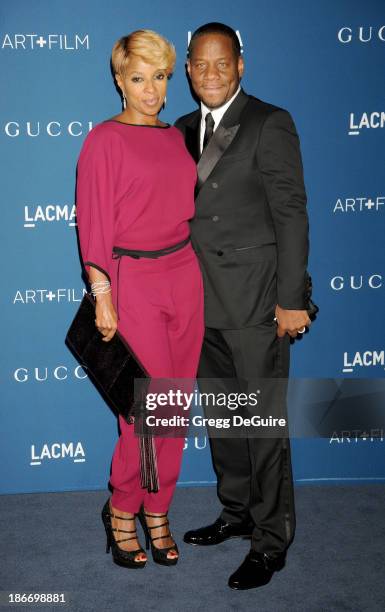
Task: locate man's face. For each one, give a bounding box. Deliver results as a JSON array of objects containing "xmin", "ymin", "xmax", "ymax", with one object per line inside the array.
[{"xmin": 187, "ymin": 33, "xmax": 244, "ymax": 109}]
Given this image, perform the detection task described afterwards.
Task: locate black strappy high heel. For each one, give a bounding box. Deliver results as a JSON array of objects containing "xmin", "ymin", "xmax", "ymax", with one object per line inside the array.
[
  {"xmin": 138, "ymin": 508, "xmax": 179, "ymax": 566},
  {"xmin": 101, "ymin": 499, "xmax": 147, "ymax": 569}
]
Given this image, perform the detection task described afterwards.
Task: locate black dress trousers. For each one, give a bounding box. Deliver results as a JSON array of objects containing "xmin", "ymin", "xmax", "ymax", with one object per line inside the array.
[{"xmin": 197, "ymin": 320, "xmax": 296, "ymax": 557}]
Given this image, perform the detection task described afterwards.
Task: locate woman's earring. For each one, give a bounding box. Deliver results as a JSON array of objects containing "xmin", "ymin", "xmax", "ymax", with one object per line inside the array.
[
  {"xmin": 122, "ymin": 94, "xmax": 126, "ymax": 109},
  {"xmin": 162, "ymin": 96, "xmax": 167, "ymax": 110}
]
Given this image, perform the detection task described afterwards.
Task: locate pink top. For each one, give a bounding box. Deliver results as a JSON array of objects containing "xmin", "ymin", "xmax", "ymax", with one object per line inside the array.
[{"xmin": 76, "ymin": 120, "xmax": 197, "ymax": 280}]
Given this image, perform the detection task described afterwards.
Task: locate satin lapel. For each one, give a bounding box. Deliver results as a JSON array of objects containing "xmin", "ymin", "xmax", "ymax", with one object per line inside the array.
[
  {"xmin": 195, "ymin": 89, "xmax": 249, "ymax": 195},
  {"xmin": 196, "ymin": 124, "xmax": 240, "ymax": 191}
]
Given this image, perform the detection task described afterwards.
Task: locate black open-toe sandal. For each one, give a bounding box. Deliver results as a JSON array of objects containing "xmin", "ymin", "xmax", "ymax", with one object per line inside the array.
[
  {"xmin": 101, "ymin": 499, "xmax": 147, "ymax": 569},
  {"xmin": 138, "ymin": 508, "xmax": 179, "ymax": 566}
]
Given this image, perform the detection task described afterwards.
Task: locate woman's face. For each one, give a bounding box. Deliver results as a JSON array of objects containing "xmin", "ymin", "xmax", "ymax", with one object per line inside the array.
[{"xmin": 116, "ymin": 56, "xmax": 168, "ymax": 122}]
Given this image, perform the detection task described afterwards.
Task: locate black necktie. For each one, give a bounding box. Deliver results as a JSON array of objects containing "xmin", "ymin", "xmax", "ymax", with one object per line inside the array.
[{"xmin": 202, "ymin": 112, "xmax": 215, "ymax": 152}]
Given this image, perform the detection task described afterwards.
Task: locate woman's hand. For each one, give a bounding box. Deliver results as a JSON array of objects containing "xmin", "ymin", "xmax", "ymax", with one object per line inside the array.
[
  {"xmin": 95, "ymin": 293, "xmax": 118, "ymax": 342},
  {"xmin": 88, "ymin": 266, "xmax": 117, "ymax": 342}
]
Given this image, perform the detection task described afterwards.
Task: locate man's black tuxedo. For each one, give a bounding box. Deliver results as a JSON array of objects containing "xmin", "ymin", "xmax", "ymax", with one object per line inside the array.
[
  {"xmin": 175, "ymin": 89, "xmax": 309, "ymax": 558},
  {"xmin": 175, "ymin": 89, "xmax": 309, "ymax": 329}
]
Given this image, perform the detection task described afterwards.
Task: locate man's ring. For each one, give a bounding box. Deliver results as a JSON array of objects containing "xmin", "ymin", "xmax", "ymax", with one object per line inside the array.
[{"xmin": 298, "ymin": 327, "xmax": 306, "ymax": 334}]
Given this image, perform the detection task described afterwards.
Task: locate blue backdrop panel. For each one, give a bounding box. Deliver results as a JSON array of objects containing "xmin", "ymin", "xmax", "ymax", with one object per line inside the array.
[{"xmin": 1, "ymin": 0, "xmax": 384, "ymax": 494}]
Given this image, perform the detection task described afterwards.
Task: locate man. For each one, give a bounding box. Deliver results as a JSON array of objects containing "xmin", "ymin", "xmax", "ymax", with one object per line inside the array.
[{"xmin": 175, "ymin": 23, "xmax": 310, "ymax": 590}]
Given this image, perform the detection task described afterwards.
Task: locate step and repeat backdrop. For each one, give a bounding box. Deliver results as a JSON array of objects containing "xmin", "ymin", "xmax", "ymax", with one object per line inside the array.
[{"xmin": 1, "ymin": 0, "xmax": 385, "ymax": 494}]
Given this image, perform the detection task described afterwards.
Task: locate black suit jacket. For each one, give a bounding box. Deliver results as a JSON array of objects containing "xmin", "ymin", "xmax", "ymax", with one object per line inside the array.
[{"xmin": 175, "ymin": 89, "xmax": 309, "ymax": 329}]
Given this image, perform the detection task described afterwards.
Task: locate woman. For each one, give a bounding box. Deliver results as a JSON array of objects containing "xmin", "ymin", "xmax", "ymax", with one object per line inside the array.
[{"xmin": 76, "ymin": 30, "xmax": 204, "ymax": 568}]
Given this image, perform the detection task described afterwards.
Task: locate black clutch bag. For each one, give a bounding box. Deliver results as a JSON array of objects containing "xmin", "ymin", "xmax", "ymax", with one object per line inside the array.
[{"xmin": 65, "ymin": 293, "xmax": 149, "ymax": 421}]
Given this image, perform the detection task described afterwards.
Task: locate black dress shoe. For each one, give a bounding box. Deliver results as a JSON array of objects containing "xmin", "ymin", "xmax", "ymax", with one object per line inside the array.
[
  {"xmin": 184, "ymin": 518, "xmax": 253, "ymax": 546},
  {"xmin": 228, "ymin": 550, "xmax": 286, "ymax": 590}
]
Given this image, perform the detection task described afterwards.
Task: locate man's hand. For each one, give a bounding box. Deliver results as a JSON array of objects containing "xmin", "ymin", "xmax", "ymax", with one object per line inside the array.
[{"xmin": 274, "ymin": 305, "xmax": 311, "ymax": 338}]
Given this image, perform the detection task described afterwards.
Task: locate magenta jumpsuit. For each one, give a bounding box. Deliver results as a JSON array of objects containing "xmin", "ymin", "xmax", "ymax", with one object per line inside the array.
[{"xmin": 76, "ymin": 120, "xmax": 204, "ymax": 513}]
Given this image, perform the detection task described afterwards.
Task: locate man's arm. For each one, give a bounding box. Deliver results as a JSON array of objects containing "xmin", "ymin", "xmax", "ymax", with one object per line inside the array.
[{"xmin": 257, "ymin": 109, "xmax": 310, "ymax": 336}]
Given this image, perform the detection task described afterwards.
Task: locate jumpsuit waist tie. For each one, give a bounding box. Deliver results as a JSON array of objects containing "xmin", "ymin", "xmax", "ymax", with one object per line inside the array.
[{"xmin": 112, "ymin": 236, "xmax": 190, "ymax": 260}]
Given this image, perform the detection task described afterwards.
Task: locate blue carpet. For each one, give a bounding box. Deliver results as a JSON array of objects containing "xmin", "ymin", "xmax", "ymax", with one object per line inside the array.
[{"xmin": 1, "ymin": 486, "xmax": 385, "ymax": 611}]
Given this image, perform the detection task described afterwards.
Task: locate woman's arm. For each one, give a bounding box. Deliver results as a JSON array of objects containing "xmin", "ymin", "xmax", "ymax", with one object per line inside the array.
[{"xmin": 76, "ymin": 126, "xmax": 121, "ymax": 342}]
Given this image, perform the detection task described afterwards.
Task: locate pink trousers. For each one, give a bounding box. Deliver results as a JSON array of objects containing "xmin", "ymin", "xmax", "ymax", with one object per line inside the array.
[{"xmin": 109, "ymin": 243, "xmax": 204, "ymax": 513}]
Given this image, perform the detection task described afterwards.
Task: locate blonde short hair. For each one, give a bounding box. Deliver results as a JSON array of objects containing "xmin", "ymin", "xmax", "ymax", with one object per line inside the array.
[{"xmin": 111, "ymin": 30, "xmax": 176, "ymax": 76}]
